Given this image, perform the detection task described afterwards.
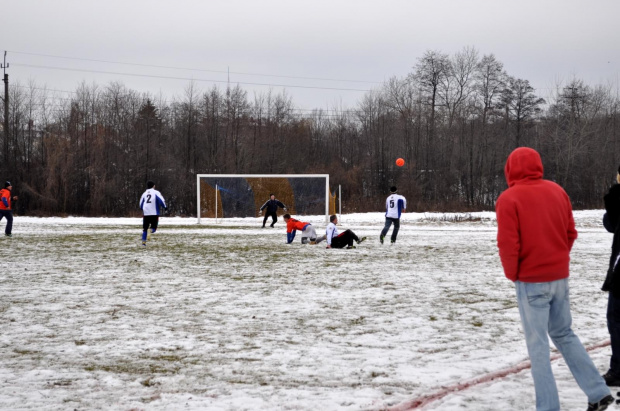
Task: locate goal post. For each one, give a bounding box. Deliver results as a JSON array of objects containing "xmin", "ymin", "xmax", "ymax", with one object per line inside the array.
[{"xmin": 196, "ymin": 174, "xmax": 331, "ymax": 224}]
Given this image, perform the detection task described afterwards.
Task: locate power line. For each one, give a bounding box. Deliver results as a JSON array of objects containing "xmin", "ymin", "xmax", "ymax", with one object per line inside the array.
[
  {"xmin": 8, "ymin": 50, "xmax": 382, "ymax": 85},
  {"xmin": 12, "ymin": 63, "xmax": 372, "ymax": 92},
  {"xmin": 12, "ymin": 84, "xmax": 77, "ymax": 95}
]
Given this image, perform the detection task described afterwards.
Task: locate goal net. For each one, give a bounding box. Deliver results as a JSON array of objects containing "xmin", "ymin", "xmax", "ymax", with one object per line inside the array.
[{"xmin": 196, "ymin": 174, "xmax": 332, "ymax": 223}]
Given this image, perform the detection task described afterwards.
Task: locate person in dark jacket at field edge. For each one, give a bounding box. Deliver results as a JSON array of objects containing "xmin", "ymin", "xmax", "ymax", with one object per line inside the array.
[
  {"xmin": 602, "ymin": 165, "xmax": 620, "ymax": 387},
  {"xmin": 259, "ymin": 194, "xmax": 287, "ymax": 228}
]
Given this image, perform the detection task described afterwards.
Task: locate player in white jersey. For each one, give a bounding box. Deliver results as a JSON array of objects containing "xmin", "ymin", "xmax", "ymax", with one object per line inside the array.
[
  {"xmin": 139, "ymin": 181, "xmax": 167, "ymax": 246},
  {"xmin": 325, "ymin": 215, "xmax": 366, "ymax": 249},
  {"xmin": 380, "ymin": 186, "xmax": 406, "ymax": 244}
]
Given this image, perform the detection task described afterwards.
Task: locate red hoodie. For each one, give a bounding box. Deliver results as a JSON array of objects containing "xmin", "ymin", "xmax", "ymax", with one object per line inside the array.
[{"xmin": 496, "ymin": 147, "xmax": 577, "ymax": 282}]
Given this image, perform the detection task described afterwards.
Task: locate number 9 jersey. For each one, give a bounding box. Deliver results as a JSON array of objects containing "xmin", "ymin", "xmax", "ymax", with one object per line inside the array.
[
  {"xmin": 140, "ymin": 188, "xmax": 167, "ymax": 216},
  {"xmin": 385, "ymin": 193, "xmax": 406, "ymax": 219}
]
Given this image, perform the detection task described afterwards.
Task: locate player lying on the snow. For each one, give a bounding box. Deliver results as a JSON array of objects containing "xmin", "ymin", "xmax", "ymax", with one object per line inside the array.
[
  {"xmin": 325, "ymin": 215, "xmax": 366, "ymax": 249},
  {"xmin": 283, "ymin": 214, "xmax": 325, "ymax": 244}
]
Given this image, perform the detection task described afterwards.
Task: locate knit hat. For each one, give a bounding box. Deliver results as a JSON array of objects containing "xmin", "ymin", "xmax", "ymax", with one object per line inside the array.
[
  {"xmin": 390, "ymin": 186, "xmax": 397, "ymax": 193},
  {"xmin": 4, "ymin": 181, "xmax": 10, "ymax": 188}
]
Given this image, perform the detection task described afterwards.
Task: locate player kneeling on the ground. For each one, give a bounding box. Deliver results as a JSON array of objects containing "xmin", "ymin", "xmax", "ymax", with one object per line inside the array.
[
  {"xmin": 325, "ymin": 215, "xmax": 366, "ymax": 249},
  {"xmin": 283, "ymin": 214, "xmax": 324, "ymax": 244},
  {"xmin": 139, "ymin": 180, "xmax": 167, "ymax": 246}
]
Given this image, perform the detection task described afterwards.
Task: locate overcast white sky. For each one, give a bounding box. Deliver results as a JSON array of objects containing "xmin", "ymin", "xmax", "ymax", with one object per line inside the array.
[{"xmin": 2, "ymin": 0, "xmax": 619, "ymax": 109}]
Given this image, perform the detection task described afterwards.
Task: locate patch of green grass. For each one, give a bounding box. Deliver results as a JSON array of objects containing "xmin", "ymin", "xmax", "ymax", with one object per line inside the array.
[
  {"xmin": 235, "ymin": 357, "xmax": 262, "ymax": 362},
  {"xmin": 84, "ymin": 360, "xmax": 178, "ymax": 375},
  {"xmin": 141, "ymin": 377, "xmax": 160, "ymax": 387},
  {"xmin": 14, "ymin": 348, "xmax": 39, "ymax": 356},
  {"xmin": 370, "ymin": 371, "xmax": 388, "ymax": 378},
  {"xmin": 49, "ymin": 379, "xmax": 73, "ymax": 387},
  {"xmin": 502, "ymin": 300, "xmax": 518, "ymax": 309},
  {"xmin": 147, "ymin": 354, "xmax": 184, "ymax": 362},
  {"xmin": 349, "ymin": 316, "xmax": 365, "ymax": 326}
]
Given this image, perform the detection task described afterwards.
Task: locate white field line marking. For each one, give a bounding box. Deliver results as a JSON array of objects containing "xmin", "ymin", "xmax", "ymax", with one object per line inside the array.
[{"xmin": 386, "ymin": 339, "xmax": 611, "ymax": 411}]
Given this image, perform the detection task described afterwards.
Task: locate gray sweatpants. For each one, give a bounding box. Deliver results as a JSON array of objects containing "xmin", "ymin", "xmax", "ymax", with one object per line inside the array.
[{"xmin": 301, "ymin": 225, "xmax": 317, "ymax": 244}]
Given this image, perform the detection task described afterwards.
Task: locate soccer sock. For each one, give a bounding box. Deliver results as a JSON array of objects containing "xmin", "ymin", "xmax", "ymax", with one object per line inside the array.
[{"xmin": 142, "ymin": 231, "xmax": 147, "ymax": 241}]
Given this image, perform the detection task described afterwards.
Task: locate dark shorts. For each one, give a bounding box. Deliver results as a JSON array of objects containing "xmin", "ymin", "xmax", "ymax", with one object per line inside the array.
[{"xmin": 143, "ymin": 215, "xmax": 159, "ymax": 231}]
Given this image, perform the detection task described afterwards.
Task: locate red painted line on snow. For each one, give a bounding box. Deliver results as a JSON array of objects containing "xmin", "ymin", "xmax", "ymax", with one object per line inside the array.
[{"xmin": 386, "ymin": 339, "xmax": 610, "ymax": 410}]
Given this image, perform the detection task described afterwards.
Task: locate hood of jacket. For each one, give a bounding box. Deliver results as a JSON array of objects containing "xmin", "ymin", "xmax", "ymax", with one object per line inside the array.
[{"xmin": 504, "ymin": 147, "xmax": 544, "ymax": 187}]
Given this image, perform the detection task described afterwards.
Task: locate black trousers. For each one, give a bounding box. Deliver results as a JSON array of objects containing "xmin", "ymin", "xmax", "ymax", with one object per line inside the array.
[
  {"xmin": 608, "ymin": 291, "xmax": 620, "ymax": 375},
  {"xmin": 262, "ymin": 211, "xmax": 277, "ymax": 227},
  {"xmin": 0, "ymin": 210, "xmax": 13, "ymax": 234},
  {"xmin": 331, "ymin": 229, "xmax": 359, "ymax": 248},
  {"xmin": 143, "ymin": 215, "xmax": 159, "ymax": 232}
]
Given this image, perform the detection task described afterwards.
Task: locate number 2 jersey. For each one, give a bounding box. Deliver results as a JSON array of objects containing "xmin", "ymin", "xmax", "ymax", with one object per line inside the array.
[
  {"xmin": 140, "ymin": 188, "xmax": 167, "ymax": 216},
  {"xmin": 385, "ymin": 194, "xmax": 406, "ymax": 219}
]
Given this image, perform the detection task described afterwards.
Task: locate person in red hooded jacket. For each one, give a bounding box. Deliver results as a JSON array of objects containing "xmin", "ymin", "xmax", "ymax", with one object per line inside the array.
[
  {"xmin": 496, "ymin": 147, "xmax": 612, "ymax": 411},
  {"xmin": 0, "ymin": 181, "xmax": 17, "ymax": 237}
]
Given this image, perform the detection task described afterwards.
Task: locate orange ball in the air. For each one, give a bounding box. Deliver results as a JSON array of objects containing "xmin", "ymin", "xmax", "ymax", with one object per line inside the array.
[{"xmin": 396, "ymin": 158, "xmax": 405, "ymax": 167}]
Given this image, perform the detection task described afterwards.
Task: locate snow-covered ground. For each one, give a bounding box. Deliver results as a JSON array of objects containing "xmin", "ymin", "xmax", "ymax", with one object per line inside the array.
[{"xmin": 0, "ymin": 211, "xmax": 615, "ymax": 410}]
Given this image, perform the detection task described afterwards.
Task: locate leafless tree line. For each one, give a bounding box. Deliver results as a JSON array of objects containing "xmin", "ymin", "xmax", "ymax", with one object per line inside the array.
[{"xmin": 1, "ymin": 47, "xmax": 619, "ymax": 216}]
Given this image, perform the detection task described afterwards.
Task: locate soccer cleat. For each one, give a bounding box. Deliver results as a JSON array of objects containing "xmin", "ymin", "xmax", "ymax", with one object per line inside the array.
[
  {"xmin": 357, "ymin": 236, "xmax": 367, "ymax": 244},
  {"xmin": 346, "ymin": 245, "xmax": 356, "ymax": 249},
  {"xmin": 586, "ymin": 394, "xmax": 613, "ymax": 411},
  {"xmin": 5, "ymin": 233, "xmax": 12, "ymax": 237},
  {"xmin": 391, "ymin": 240, "xmax": 395, "ymax": 245},
  {"xmin": 380, "ymin": 235, "xmax": 384, "ymax": 244},
  {"xmin": 603, "ymin": 370, "xmax": 620, "ymax": 386},
  {"xmin": 142, "ymin": 241, "xmax": 147, "ymax": 246}
]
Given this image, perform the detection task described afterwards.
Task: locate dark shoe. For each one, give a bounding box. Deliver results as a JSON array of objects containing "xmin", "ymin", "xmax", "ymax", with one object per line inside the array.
[
  {"xmin": 270, "ymin": 225, "xmax": 275, "ymax": 228},
  {"xmin": 379, "ymin": 235, "xmax": 384, "ymax": 244},
  {"xmin": 586, "ymin": 394, "xmax": 613, "ymax": 411},
  {"xmin": 391, "ymin": 240, "xmax": 395, "ymax": 245},
  {"xmin": 357, "ymin": 236, "xmax": 367, "ymax": 244},
  {"xmin": 5, "ymin": 233, "xmax": 11, "ymax": 237},
  {"xmin": 346, "ymin": 245, "xmax": 356, "ymax": 249},
  {"xmin": 603, "ymin": 370, "xmax": 620, "ymax": 386}
]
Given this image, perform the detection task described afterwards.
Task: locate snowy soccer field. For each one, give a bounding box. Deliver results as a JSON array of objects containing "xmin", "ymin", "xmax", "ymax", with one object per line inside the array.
[{"xmin": 0, "ymin": 211, "xmax": 615, "ymax": 410}]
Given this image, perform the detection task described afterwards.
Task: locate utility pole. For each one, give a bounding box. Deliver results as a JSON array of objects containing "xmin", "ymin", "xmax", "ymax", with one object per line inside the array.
[{"xmin": 1, "ymin": 51, "xmax": 8, "ymax": 164}]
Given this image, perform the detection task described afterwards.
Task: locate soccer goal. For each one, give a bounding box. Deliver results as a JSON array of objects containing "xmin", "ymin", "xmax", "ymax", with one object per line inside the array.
[{"xmin": 196, "ymin": 174, "xmax": 333, "ymax": 224}]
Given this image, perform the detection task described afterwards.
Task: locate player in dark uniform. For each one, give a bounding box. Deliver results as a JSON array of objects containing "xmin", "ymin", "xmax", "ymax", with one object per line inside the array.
[{"xmin": 259, "ymin": 194, "xmax": 287, "ymax": 228}]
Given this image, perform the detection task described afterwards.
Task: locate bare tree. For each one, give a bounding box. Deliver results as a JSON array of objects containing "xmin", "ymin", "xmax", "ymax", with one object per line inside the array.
[{"xmin": 500, "ymin": 77, "xmax": 545, "ymax": 147}]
